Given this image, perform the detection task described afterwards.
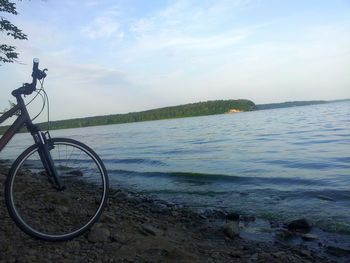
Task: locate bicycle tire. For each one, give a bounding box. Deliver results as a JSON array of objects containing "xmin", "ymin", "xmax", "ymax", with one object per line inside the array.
[{"xmin": 5, "ymin": 138, "xmax": 109, "ymax": 241}]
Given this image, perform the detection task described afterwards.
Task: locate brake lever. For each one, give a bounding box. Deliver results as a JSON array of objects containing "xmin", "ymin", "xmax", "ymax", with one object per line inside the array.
[{"xmin": 37, "ymin": 69, "xmax": 48, "ymax": 80}]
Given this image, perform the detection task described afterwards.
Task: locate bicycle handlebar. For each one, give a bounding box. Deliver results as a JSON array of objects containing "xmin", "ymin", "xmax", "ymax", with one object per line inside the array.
[
  {"xmin": 33, "ymin": 58, "xmax": 39, "ymax": 71},
  {"xmin": 12, "ymin": 58, "xmax": 47, "ymax": 97}
]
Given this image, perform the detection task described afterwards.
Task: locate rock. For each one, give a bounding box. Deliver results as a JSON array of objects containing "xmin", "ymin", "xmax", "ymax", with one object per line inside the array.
[
  {"xmin": 270, "ymin": 219, "xmax": 282, "ymax": 228},
  {"xmin": 325, "ymin": 246, "xmax": 350, "ymax": 257},
  {"xmin": 241, "ymin": 215, "xmax": 256, "ymax": 222},
  {"xmin": 112, "ymin": 191, "xmax": 128, "ymax": 200},
  {"xmin": 226, "ymin": 212, "xmax": 240, "ymax": 221},
  {"xmin": 27, "ymin": 248, "xmax": 37, "ymax": 255},
  {"xmin": 202, "ymin": 209, "xmax": 226, "ymax": 219},
  {"xmin": 87, "ymin": 225, "xmax": 110, "ymax": 243},
  {"xmin": 100, "ymin": 214, "xmax": 117, "ymax": 224},
  {"xmin": 150, "ymin": 204, "xmax": 167, "ymax": 213},
  {"xmin": 276, "ymin": 228, "xmax": 294, "ymax": 239},
  {"xmin": 272, "ymin": 251, "xmax": 286, "ymax": 258},
  {"xmin": 67, "ymin": 240, "xmax": 80, "ymax": 249},
  {"xmin": 164, "ymin": 248, "xmax": 199, "ymax": 262},
  {"xmin": 138, "ymin": 224, "xmax": 158, "ymax": 236},
  {"xmin": 287, "ymin": 218, "xmax": 311, "ymax": 233},
  {"xmin": 301, "ymin": 233, "xmax": 318, "ymax": 241},
  {"xmin": 171, "ymin": 210, "xmax": 179, "ymax": 217},
  {"xmin": 199, "ymin": 214, "xmax": 207, "ymax": 219},
  {"xmin": 223, "ymin": 222, "xmax": 240, "ymax": 238},
  {"xmin": 229, "ymin": 251, "xmax": 243, "ymax": 258},
  {"xmin": 299, "ymin": 249, "xmax": 312, "ymax": 258},
  {"xmin": 251, "ymin": 253, "xmax": 259, "ymax": 260}
]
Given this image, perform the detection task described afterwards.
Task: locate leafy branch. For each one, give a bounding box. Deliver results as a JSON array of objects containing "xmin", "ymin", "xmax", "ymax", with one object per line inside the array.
[{"xmin": 0, "ymin": 0, "xmax": 28, "ymax": 64}]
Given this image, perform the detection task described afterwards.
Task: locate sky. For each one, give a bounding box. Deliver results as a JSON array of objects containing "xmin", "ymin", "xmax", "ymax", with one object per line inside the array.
[{"xmin": 1, "ymin": 0, "xmax": 350, "ymax": 121}]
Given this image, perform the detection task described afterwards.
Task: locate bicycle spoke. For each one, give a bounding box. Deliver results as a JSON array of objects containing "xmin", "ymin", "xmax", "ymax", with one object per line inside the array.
[{"xmin": 6, "ymin": 138, "xmax": 108, "ymax": 240}]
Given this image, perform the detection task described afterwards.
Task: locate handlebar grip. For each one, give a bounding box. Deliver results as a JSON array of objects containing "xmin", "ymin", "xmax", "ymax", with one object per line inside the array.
[{"xmin": 33, "ymin": 58, "xmax": 39, "ymax": 72}]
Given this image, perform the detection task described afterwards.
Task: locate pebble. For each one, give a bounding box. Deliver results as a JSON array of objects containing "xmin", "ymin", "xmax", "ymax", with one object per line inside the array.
[
  {"xmin": 275, "ymin": 228, "xmax": 293, "ymax": 239},
  {"xmin": 287, "ymin": 218, "xmax": 311, "ymax": 233},
  {"xmin": 301, "ymin": 233, "xmax": 319, "ymax": 241},
  {"xmin": 241, "ymin": 215, "xmax": 256, "ymax": 222},
  {"xmin": 226, "ymin": 212, "xmax": 240, "ymax": 221},
  {"xmin": 326, "ymin": 246, "xmax": 350, "ymax": 257},
  {"xmin": 272, "ymin": 251, "xmax": 285, "ymax": 258},
  {"xmin": 101, "ymin": 214, "xmax": 117, "ymax": 224},
  {"xmin": 87, "ymin": 226, "xmax": 111, "ymax": 243},
  {"xmin": 112, "ymin": 191, "xmax": 128, "ymax": 200},
  {"xmin": 223, "ymin": 222, "xmax": 240, "ymax": 238},
  {"xmin": 199, "ymin": 214, "xmax": 207, "ymax": 219},
  {"xmin": 138, "ymin": 224, "xmax": 157, "ymax": 236},
  {"xmin": 250, "ymin": 253, "xmax": 258, "ymax": 260},
  {"xmin": 299, "ymin": 249, "xmax": 312, "ymax": 258}
]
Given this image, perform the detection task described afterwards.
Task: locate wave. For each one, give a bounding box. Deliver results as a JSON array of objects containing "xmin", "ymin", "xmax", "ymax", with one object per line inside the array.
[
  {"xmin": 108, "ymin": 169, "xmax": 334, "ymax": 186},
  {"xmin": 108, "ymin": 169, "xmax": 350, "ymax": 235},
  {"xmin": 188, "ymin": 138, "xmax": 228, "ymax": 145},
  {"xmin": 258, "ymin": 159, "xmax": 350, "ymax": 170},
  {"xmin": 292, "ymin": 139, "xmax": 346, "ymax": 145},
  {"xmin": 104, "ymin": 158, "xmax": 167, "ymax": 166}
]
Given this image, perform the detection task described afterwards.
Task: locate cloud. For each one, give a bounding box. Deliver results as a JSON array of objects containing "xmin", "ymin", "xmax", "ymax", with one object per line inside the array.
[
  {"xmin": 82, "ymin": 17, "xmax": 123, "ymax": 39},
  {"xmin": 123, "ymin": 0, "xmax": 258, "ymax": 64},
  {"xmin": 81, "ymin": 6, "xmax": 124, "ymax": 40},
  {"xmin": 138, "ymin": 31, "xmax": 249, "ymax": 52},
  {"xmin": 51, "ymin": 63, "xmax": 130, "ymax": 89},
  {"xmin": 130, "ymin": 19, "xmax": 154, "ymax": 35},
  {"xmin": 85, "ymin": 0, "xmax": 100, "ymax": 8}
]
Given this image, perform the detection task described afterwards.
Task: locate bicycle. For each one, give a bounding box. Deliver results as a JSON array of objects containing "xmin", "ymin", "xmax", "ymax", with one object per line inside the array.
[{"xmin": 0, "ymin": 58, "xmax": 109, "ymax": 241}]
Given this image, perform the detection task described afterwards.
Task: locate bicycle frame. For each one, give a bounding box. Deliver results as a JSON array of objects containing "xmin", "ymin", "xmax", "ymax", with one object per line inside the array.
[
  {"xmin": 0, "ymin": 94, "xmax": 64, "ymax": 189},
  {"xmin": 0, "ymin": 96, "xmax": 32, "ymax": 151}
]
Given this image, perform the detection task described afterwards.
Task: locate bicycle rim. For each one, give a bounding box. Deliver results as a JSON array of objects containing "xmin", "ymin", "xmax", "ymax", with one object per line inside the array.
[{"xmin": 5, "ymin": 138, "xmax": 108, "ymax": 241}]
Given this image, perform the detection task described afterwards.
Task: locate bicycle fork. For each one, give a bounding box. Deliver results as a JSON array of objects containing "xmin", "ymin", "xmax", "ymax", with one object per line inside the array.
[{"xmin": 34, "ymin": 131, "xmax": 65, "ymax": 191}]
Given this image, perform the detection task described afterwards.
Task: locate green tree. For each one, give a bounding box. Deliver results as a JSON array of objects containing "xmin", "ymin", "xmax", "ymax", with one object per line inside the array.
[{"xmin": 0, "ymin": 0, "xmax": 27, "ymax": 64}]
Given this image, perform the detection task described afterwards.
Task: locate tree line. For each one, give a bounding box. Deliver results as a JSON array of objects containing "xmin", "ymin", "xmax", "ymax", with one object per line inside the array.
[{"xmin": 36, "ymin": 99, "xmax": 256, "ymax": 131}]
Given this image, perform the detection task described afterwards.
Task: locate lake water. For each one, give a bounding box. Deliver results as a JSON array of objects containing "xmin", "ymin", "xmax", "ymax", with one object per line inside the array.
[{"xmin": 1, "ymin": 101, "xmax": 349, "ymax": 235}]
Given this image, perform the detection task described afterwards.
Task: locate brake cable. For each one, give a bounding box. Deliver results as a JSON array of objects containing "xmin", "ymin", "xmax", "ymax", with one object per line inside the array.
[{"xmin": 26, "ymin": 77, "xmax": 51, "ymax": 131}]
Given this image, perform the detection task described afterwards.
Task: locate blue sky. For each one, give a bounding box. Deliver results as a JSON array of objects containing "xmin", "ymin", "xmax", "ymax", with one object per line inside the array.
[{"xmin": 1, "ymin": 0, "xmax": 349, "ymax": 121}]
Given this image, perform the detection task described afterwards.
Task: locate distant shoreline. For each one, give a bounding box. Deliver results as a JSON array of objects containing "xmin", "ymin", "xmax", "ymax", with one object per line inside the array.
[
  {"xmin": 0, "ymin": 98, "xmax": 348, "ymax": 134},
  {"xmin": 256, "ymin": 99, "xmax": 349, "ymax": 110}
]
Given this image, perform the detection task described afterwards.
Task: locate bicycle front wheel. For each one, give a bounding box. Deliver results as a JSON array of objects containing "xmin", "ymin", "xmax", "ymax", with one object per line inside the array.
[{"xmin": 5, "ymin": 138, "xmax": 109, "ymax": 241}]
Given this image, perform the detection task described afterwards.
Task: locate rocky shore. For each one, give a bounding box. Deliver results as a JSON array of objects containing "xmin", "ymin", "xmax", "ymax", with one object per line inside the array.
[{"xmin": 0, "ymin": 168, "xmax": 346, "ymax": 262}]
